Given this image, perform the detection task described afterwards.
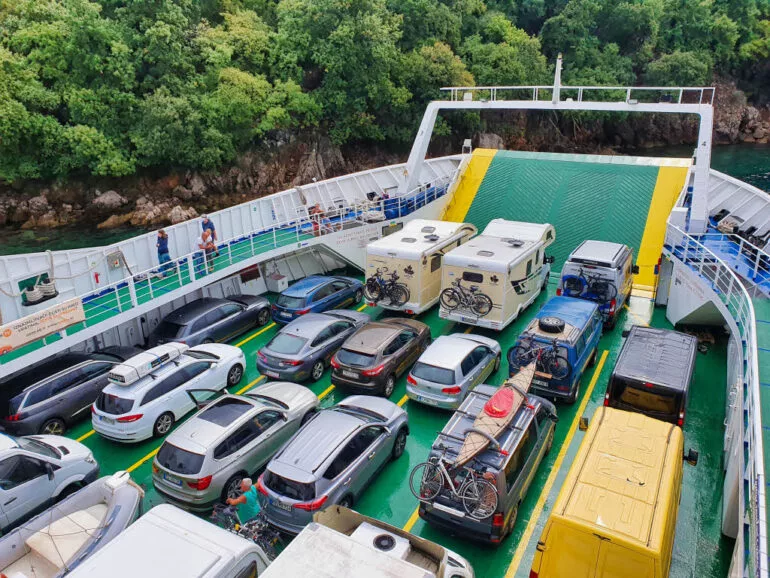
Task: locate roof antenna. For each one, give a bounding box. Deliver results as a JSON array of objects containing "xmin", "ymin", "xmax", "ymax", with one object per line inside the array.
[{"xmin": 552, "ymin": 53, "xmax": 562, "ymax": 105}]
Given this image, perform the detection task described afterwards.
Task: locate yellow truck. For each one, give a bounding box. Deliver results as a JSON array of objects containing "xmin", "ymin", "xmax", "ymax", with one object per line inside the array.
[{"xmin": 529, "ymin": 406, "xmax": 697, "ymax": 578}]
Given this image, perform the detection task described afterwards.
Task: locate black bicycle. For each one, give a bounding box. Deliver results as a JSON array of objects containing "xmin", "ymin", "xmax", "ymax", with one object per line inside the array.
[
  {"xmin": 364, "ymin": 267, "xmax": 410, "ymax": 306},
  {"xmin": 562, "ymin": 267, "xmax": 618, "ymax": 303},
  {"xmin": 210, "ymin": 504, "xmax": 284, "ymax": 561},
  {"xmin": 509, "ymin": 336, "xmax": 570, "ymax": 380},
  {"xmin": 439, "ymin": 279, "xmax": 493, "ymax": 317}
]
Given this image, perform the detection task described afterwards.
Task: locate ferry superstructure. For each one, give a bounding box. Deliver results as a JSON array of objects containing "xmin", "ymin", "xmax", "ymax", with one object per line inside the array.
[{"xmin": 0, "ymin": 59, "xmax": 766, "ymax": 578}]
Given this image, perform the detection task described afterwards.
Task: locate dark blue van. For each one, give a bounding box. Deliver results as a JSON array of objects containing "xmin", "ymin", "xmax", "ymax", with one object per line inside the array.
[{"xmin": 507, "ymin": 296, "xmax": 603, "ymax": 403}]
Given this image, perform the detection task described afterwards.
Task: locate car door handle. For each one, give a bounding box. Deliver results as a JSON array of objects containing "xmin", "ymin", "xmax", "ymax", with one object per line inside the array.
[
  {"xmin": 4, "ymin": 497, "xmax": 16, "ymax": 506},
  {"xmin": 368, "ymin": 452, "xmax": 376, "ymax": 460},
  {"xmin": 343, "ymin": 478, "xmax": 352, "ymax": 485}
]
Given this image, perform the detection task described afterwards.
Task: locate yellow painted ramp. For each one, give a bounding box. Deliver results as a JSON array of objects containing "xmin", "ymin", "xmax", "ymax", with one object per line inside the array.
[
  {"xmin": 443, "ymin": 148, "xmax": 497, "ymax": 222},
  {"xmin": 634, "ymin": 165, "xmax": 690, "ymax": 290}
]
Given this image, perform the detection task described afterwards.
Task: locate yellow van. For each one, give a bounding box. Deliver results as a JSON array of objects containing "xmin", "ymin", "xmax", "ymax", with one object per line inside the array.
[{"xmin": 529, "ymin": 406, "xmax": 696, "ymax": 578}]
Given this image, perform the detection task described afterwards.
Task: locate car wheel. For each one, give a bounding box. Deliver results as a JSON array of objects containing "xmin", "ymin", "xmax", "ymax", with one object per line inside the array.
[
  {"xmin": 567, "ymin": 381, "xmax": 581, "ymax": 404},
  {"xmin": 223, "ymin": 474, "xmax": 245, "ymax": 501},
  {"xmin": 505, "ymin": 505, "xmax": 520, "ymax": 538},
  {"xmin": 40, "ymin": 418, "xmax": 66, "ymax": 436},
  {"xmin": 544, "ymin": 429, "xmax": 555, "ymax": 456},
  {"xmin": 227, "ymin": 363, "xmax": 244, "ymax": 386},
  {"xmin": 354, "ymin": 289, "xmax": 363, "ymax": 304},
  {"xmin": 310, "ymin": 360, "xmax": 325, "ymax": 382},
  {"xmin": 301, "ymin": 409, "xmax": 317, "ymax": 426},
  {"xmin": 382, "ymin": 375, "xmax": 396, "ymax": 398},
  {"xmin": 257, "ymin": 308, "xmax": 270, "ymax": 326},
  {"xmin": 493, "ymin": 353, "xmax": 501, "ymax": 373},
  {"xmin": 541, "ymin": 274, "xmax": 550, "ymax": 292},
  {"xmin": 391, "ymin": 428, "xmax": 408, "ymax": 460},
  {"xmin": 153, "ymin": 412, "xmax": 175, "ymax": 437},
  {"xmin": 588, "ymin": 349, "xmax": 598, "ymax": 367},
  {"xmin": 339, "ymin": 495, "xmax": 354, "ymax": 509}
]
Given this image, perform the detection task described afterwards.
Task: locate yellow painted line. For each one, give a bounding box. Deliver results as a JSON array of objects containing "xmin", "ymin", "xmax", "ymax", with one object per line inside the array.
[
  {"xmin": 443, "ymin": 149, "xmax": 497, "ymax": 222},
  {"xmin": 464, "ymin": 326, "xmax": 474, "ymax": 334},
  {"xmin": 236, "ymin": 375, "xmax": 266, "ymax": 395},
  {"xmin": 397, "ymin": 395, "xmax": 409, "ymax": 407},
  {"xmin": 504, "ymin": 349, "xmax": 609, "ymax": 578},
  {"xmin": 318, "ymin": 385, "xmax": 335, "ymax": 400},
  {"xmin": 403, "ymin": 506, "xmax": 421, "ymax": 533},
  {"xmin": 634, "ymin": 165, "xmax": 689, "ymax": 288},
  {"xmin": 623, "ymin": 303, "xmax": 650, "ymax": 327},
  {"xmin": 235, "ymin": 322, "xmax": 276, "ymax": 348},
  {"xmin": 76, "ymin": 429, "xmax": 95, "ymax": 442},
  {"xmin": 127, "ymin": 447, "xmax": 160, "ymax": 473},
  {"xmin": 357, "ymin": 304, "xmax": 367, "ymax": 311}
]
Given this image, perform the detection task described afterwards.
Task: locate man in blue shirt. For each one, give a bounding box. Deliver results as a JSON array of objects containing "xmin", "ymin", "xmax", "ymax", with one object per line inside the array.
[
  {"xmin": 226, "ymin": 477, "xmax": 260, "ymax": 523},
  {"xmin": 201, "ymin": 215, "xmax": 217, "ymax": 242}
]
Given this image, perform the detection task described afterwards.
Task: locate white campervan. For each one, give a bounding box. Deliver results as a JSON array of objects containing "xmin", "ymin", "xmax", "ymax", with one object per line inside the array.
[
  {"xmin": 439, "ymin": 219, "xmax": 555, "ymax": 331},
  {"xmin": 66, "ymin": 504, "xmax": 271, "ymax": 578},
  {"xmin": 364, "ymin": 219, "xmax": 477, "ymax": 314}
]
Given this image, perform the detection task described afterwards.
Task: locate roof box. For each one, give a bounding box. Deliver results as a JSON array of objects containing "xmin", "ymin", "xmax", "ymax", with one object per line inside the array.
[{"xmin": 108, "ymin": 343, "xmax": 188, "ymax": 386}]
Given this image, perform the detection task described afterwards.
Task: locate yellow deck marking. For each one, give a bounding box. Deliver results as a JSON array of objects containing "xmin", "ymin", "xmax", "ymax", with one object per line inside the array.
[
  {"xmin": 319, "ymin": 385, "xmax": 335, "ymax": 400},
  {"xmin": 127, "ymin": 447, "xmax": 160, "ymax": 473},
  {"xmin": 397, "ymin": 395, "xmax": 409, "ymax": 407},
  {"xmin": 464, "ymin": 326, "xmax": 474, "ymax": 334},
  {"xmin": 623, "ymin": 303, "xmax": 650, "ymax": 327},
  {"xmin": 76, "ymin": 429, "xmax": 95, "ymax": 442},
  {"xmin": 403, "ymin": 506, "xmax": 421, "ymax": 533},
  {"xmin": 504, "ymin": 349, "xmax": 609, "ymax": 578},
  {"xmin": 235, "ymin": 322, "xmax": 276, "ymax": 348},
  {"xmin": 443, "ymin": 149, "xmax": 497, "ymax": 222},
  {"xmin": 634, "ymin": 165, "xmax": 689, "ymax": 289},
  {"xmin": 357, "ymin": 304, "xmax": 367, "ymax": 311},
  {"xmin": 236, "ymin": 375, "xmax": 266, "ymax": 395}
]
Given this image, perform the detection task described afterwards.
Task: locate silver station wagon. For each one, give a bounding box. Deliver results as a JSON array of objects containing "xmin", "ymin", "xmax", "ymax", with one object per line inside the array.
[
  {"xmin": 258, "ymin": 396, "xmax": 408, "ymax": 535},
  {"xmin": 406, "ymin": 334, "xmax": 501, "ymax": 409},
  {"xmin": 151, "ymin": 382, "xmax": 319, "ymax": 512}
]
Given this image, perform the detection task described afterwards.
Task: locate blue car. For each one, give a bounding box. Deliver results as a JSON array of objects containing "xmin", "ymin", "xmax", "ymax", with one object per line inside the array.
[
  {"xmin": 507, "ymin": 296, "xmax": 603, "ymax": 403},
  {"xmin": 271, "ymin": 275, "xmax": 364, "ymax": 324}
]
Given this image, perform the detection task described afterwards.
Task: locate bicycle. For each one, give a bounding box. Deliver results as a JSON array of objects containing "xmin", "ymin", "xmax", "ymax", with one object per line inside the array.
[
  {"xmin": 409, "ymin": 451, "xmax": 498, "ymax": 520},
  {"xmin": 439, "ymin": 279, "xmax": 494, "ymax": 317},
  {"xmin": 210, "ymin": 504, "xmax": 284, "ymax": 561},
  {"xmin": 364, "ymin": 267, "xmax": 410, "ymax": 306},
  {"xmin": 562, "ymin": 268, "xmax": 618, "ymax": 304},
  {"xmin": 509, "ymin": 336, "xmax": 570, "ymax": 380}
]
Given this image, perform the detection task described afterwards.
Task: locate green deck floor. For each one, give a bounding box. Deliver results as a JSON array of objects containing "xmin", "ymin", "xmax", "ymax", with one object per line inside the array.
[
  {"xmin": 60, "ymin": 283, "xmax": 733, "ymax": 578},
  {"xmin": 751, "ymin": 297, "xmax": 770, "ymax": 557}
]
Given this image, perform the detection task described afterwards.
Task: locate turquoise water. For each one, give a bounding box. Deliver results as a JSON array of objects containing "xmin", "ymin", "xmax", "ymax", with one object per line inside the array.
[{"xmin": 0, "ymin": 144, "xmax": 767, "ymax": 256}]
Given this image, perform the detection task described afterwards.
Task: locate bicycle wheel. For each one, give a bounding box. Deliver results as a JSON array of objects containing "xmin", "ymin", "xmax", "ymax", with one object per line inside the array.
[
  {"xmin": 388, "ymin": 283, "xmax": 409, "ymax": 306},
  {"xmin": 363, "ymin": 278, "xmax": 382, "ymax": 302},
  {"xmin": 509, "ymin": 345, "xmax": 532, "ymax": 368},
  {"xmin": 588, "ymin": 279, "xmax": 617, "ymax": 303},
  {"xmin": 471, "ymin": 293, "xmax": 493, "ymax": 316},
  {"xmin": 562, "ymin": 275, "xmax": 586, "ymax": 297},
  {"xmin": 545, "ymin": 353, "xmax": 571, "ymax": 380},
  {"xmin": 461, "ymin": 478, "xmax": 498, "ymax": 520},
  {"xmin": 256, "ymin": 536, "xmax": 280, "ymax": 561},
  {"xmin": 409, "ymin": 461, "xmax": 443, "ymax": 501},
  {"xmin": 439, "ymin": 288, "xmax": 461, "ymax": 310}
]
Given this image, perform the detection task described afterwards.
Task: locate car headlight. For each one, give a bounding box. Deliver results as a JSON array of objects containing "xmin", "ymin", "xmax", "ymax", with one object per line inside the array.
[{"xmin": 85, "ymin": 453, "xmax": 96, "ymax": 465}]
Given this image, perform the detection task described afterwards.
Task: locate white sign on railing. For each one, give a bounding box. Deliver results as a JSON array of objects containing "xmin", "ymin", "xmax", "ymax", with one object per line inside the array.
[{"xmin": 0, "ymin": 298, "xmax": 85, "ymax": 355}]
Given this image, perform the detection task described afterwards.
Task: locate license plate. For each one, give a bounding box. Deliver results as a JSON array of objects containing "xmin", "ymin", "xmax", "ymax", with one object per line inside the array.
[
  {"xmin": 263, "ymin": 370, "xmax": 280, "ymax": 378},
  {"xmin": 461, "ymin": 316, "xmax": 474, "ymax": 323},
  {"xmin": 273, "ymin": 499, "xmax": 292, "ymax": 512},
  {"xmin": 99, "ymin": 416, "xmax": 115, "ymax": 425},
  {"xmin": 532, "ymin": 379, "xmax": 549, "ymax": 387},
  {"xmin": 280, "ymin": 312, "xmax": 292, "ymax": 318},
  {"xmin": 417, "ymin": 395, "xmax": 438, "ymax": 406},
  {"xmin": 342, "ymin": 370, "xmax": 358, "ymax": 379},
  {"xmin": 163, "ymin": 473, "xmax": 182, "ymax": 487}
]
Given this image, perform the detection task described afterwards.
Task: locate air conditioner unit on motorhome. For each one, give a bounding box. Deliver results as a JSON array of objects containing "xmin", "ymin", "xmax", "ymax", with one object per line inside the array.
[{"xmin": 108, "ymin": 342, "xmax": 189, "ymax": 386}]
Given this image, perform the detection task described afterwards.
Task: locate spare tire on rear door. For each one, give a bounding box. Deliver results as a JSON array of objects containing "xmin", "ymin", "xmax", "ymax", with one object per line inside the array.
[{"xmin": 539, "ymin": 316, "xmax": 565, "ymax": 334}]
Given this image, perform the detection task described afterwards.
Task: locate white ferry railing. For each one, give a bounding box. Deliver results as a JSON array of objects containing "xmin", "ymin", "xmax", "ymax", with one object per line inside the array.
[
  {"xmin": 665, "ymin": 223, "xmax": 768, "ymax": 578},
  {"xmin": 0, "ymin": 177, "xmax": 453, "ymax": 365}
]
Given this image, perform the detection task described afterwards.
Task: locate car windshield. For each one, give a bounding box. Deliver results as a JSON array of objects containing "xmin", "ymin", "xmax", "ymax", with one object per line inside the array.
[
  {"xmin": 264, "ymin": 470, "xmax": 315, "ymax": 501},
  {"xmin": 96, "ymin": 392, "xmax": 134, "ymax": 415},
  {"xmin": 411, "ymin": 362, "xmax": 456, "ymax": 385},
  {"xmin": 336, "ymin": 349, "xmax": 376, "ymax": 368},
  {"xmin": 14, "ymin": 436, "xmax": 60, "ymax": 459},
  {"xmin": 199, "ymin": 398, "xmax": 253, "ymax": 426},
  {"xmin": 246, "ymin": 394, "xmax": 289, "ymax": 410},
  {"xmin": 155, "ymin": 320, "xmax": 187, "ymax": 339},
  {"xmin": 610, "ymin": 379, "xmax": 681, "ymax": 418},
  {"xmin": 156, "ymin": 443, "xmax": 205, "ymax": 475},
  {"xmin": 266, "ymin": 333, "xmax": 307, "ymax": 355},
  {"xmin": 276, "ymin": 295, "xmax": 306, "ymax": 309}
]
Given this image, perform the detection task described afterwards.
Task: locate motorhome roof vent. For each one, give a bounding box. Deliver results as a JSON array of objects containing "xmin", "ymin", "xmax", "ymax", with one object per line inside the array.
[
  {"xmin": 420, "ymin": 226, "xmax": 436, "ymax": 233},
  {"xmin": 401, "ymin": 237, "xmax": 417, "ymax": 243},
  {"xmin": 424, "ymin": 234, "xmax": 440, "ymax": 242},
  {"xmin": 477, "ymin": 250, "xmax": 494, "ymax": 257},
  {"xmin": 373, "ymin": 534, "xmax": 396, "ymax": 552},
  {"xmin": 502, "ymin": 238, "xmax": 524, "ymax": 248}
]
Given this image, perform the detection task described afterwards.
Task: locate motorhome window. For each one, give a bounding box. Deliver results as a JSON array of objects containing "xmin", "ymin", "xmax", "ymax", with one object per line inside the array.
[
  {"xmin": 411, "ymin": 362, "xmax": 455, "ymax": 385},
  {"xmin": 431, "ymin": 254, "xmax": 442, "ymax": 272},
  {"xmin": 462, "ymin": 272, "xmax": 484, "ymax": 283},
  {"xmin": 337, "ymin": 349, "xmax": 376, "ymax": 367},
  {"xmin": 477, "ymin": 250, "xmax": 494, "ymax": 257},
  {"xmin": 536, "ymin": 250, "xmax": 541, "ymax": 264},
  {"xmin": 276, "ymin": 294, "xmax": 306, "ymax": 308},
  {"xmin": 505, "ymin": 422, "xmax": 537, "ymax": 491},
  {"xmin": 401, "ymin": 237, "xmax": 417, "ymax": 243},
  {"xmin": 264, "ymin": 471, "xmax": 315, "ymax": 501},
  {"xmin": 267, "ymin": 333, "xmax": 307, "ymax": 355},
  {"xmin": 610, "ymin": 378, "xmax": 681, "ymax": 419},
  {"xmin": 157, "ymin": 443, "xmax": 204, "ymax": 475},
  {"xmin": 97, "ymin": 393, "xmax": 134, "ymax": 415},
  {"xmin": 526, "ymin": 260, "xmax": 532, "ymax": 277},
  {"xmin": 421, "ymin": 226, "xmax": 436, "ymax": 233}
]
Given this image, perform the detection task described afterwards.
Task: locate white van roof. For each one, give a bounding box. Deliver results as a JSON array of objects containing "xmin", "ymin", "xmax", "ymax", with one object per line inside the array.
[
  {"xmin": 443, "ymin": 219, "xmax": 555, "ymax": 273},
  {"xmin": 67, "ymin": 504, "xmax": 261, "ymax": 578},
  {"xmin": 367, "ymin": 219, "xmax": 476, "ymax": 260}
]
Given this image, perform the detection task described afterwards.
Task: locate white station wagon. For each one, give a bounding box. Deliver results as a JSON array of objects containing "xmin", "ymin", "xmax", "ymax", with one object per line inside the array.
[{"xmin": 92, "ymin": 343, "xmax": 245, "ymax": 443}]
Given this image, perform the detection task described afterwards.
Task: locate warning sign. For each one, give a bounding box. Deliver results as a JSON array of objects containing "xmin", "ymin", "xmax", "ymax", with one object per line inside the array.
[{"xmin": 0, "ymin": 298, "xmax": 85, "ymax": 355}]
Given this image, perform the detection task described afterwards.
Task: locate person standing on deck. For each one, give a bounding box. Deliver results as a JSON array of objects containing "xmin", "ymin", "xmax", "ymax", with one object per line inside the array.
[
  {"xmin": 226, "ymin": 478, "xmax": 261, "ymax": 523},
  {"xmin": 201, "ymin": 214, "xmax": 218, "ymax": 242},
  {"xmin": 193, "ymin": 230, "xmax": 214, "ymax": 277},
  {"xmin": 156, "ymin": 229, "xmax": 172, "ymax": 277}
]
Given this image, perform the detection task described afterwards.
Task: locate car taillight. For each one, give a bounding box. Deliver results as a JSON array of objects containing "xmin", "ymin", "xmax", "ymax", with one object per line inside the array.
[
  {"xmin": 117, "ymin": 414, "xmax": 143, "ymax": 423},
  {"xmin": 257, "ymin": 475, "xmax": 268, "ymax": 496},
  {"xmin": 609, "ymin": 298, "xmax": 617, "ymax": 314},
  {"xmin": 271, "ymin": 304, "xmax": 277, "ymax": 310},
  {"xmin": 362, "ymin": 364, "xmax": 385, "ymax": 377},
  {"xmin": 330, "ymin": 355, "xmax": 340, "ymax": 369},
  {"xmin": 407, "ymin": 374, "xmax": 417, "ymax": 385},
  {"xmin": 604, "ymin": 393, "xmax": 610, "ymax": 406},
  {"xmin": 442, "ymin": 386, "xmax": 461, "ymax": 394},
  {"xmin": 643, "ymin": 382, "xmax": 654, "ymax": 388},
  {"xmin": 187, "ymin": 475, "xmax": 213, "ymax": 490},
  {"xmin": 293, "ymin": 495, "xmax": 328, "ymax": 511},
  {"xmin": 152, "ymin": 463, "xmax": 159, "ymax": 474},
  {"xmin": 530, "ymin": 571, "xmax": 539, "ymax": 578},
  {"xmin": 677, "ymin": 411, "xmax": 684, "ymax": 427},
  {"xmin": 5, "ymin": 413, "xmax": 21, "ymax": 422},
  {"xmin": 405, "ymin": 309, "xmax": 415, "ymax": 315},
  {"xmin": 257, "ymin": 350, "xmax": 267, "ymax": 362},
  {"xmin": 556, "ymin": 287, "xmax": 562, "ymax": 296},
  {"xmin": 91, "ymin": 405, "xmax": 96, "ymax": 414},
  {"xmin": 556, "ymin": 385, "xmax": 570, "ymax": 391},
  {"xmin": 367, "ymin": 301, "xmax": 376, "ymax": 307},
  {"xmin": 492, "ymin": 513, "xmax": 504, "ymax": 527},
  {"xmin": 281, "ymin": 359, "xmax": 303, "ymax": 367},
  {"xmin": 297, "ymin": 308, "xmax": 310, "ymax": 315}
]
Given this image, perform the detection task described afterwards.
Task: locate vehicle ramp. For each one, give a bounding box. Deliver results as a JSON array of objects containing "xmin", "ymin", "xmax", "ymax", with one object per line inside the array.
[{"xmin": 443, "ymin": 149, "xmax": 690, "ymax": 288}]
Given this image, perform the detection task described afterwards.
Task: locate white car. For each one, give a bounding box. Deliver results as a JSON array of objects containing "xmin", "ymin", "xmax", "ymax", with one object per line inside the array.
[
  {"xmin": 0, "ymin": 433, "xmax": 99, "ymax": 530},
  {"xmin": 92, "ymin": 343, "xmax": 245, "ymax": 443}
]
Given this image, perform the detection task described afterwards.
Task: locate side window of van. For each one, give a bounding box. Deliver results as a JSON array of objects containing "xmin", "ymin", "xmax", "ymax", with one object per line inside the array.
[
  {"xmin": 462, "ymin": 271, "xmax": 483, "ymax": 283},
  {"xmin": 505, "ymin": 422, "xmax": 538, "ymax": 491},
  {"xmin": 430, "ymin": 254, "xmax": 441, "ymax": 272},
  {"xmin": 536, "ymin": 250, "xmax": 541, "ymax": 264},
  {"xmin": 576, "ymin": 334, "xmax": 587, "ymax": 358},
  {"xmin": 526, "ymin": 260, "xmax": 532, "ymax": 277}
]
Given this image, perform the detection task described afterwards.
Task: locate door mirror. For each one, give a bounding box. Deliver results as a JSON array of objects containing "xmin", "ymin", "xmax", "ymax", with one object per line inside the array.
[
  {"xmin": 45, "ymin": 462, "xmax": 55, "ymax": 481},
  {"xmin": 545, "ymin": 256, "xmax": 555, "ymax": 264},
  {"xmin": 685, "ymin": 448, "xmax": 699, "ymax": 466},
  {"xmin": 382, "ymin": 426, "xmax": 392, "ymax": 436},
  {"xmin": 280, "ymin": 412, "xmax": 289, "ymax": 422},
  {"xmin": 632, "ymin": 265, "xmax": 640, "ymax": 275}
]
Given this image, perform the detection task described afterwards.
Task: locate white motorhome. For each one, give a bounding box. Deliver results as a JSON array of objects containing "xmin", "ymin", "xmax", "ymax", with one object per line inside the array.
[
  {"xmin": 65, "ymin": 504, "xmax": 270, "ymax": 578},
  {"xmin": 439, "ymin": 219, "xmax": 555, "ymax": 331},
  {"xmin": 262, "ymin": 506, "xmax": 474, "ymax": 578},
  {"xmin": 365, "ymin": 219, "xmax": 477, "ymax": 314}
]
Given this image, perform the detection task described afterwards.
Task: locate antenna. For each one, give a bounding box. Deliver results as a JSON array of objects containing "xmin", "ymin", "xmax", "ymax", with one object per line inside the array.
[{"xmin": 552, "ymin": 53, "xmax": 562, "ymax": 105}]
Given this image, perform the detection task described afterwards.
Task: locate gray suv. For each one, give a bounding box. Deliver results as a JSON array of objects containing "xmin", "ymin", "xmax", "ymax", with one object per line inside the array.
[
  {"xmin": 258, "ymin": 396, "xmax": 409, "ymax": 535},
  {"xmin": 0, "ymin": 347, "xmax": 141, "ymax": 436},
  {"xmin": 418, "ymin": 385, "xmax": 557, "ymax": 544}
]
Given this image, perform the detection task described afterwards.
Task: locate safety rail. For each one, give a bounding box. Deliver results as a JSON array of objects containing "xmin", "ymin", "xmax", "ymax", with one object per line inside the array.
[
  {"xmin": 0, "ymin": 177, "xmax": 453, "ymax": 367},
  {"xmin": 689, "ymin": 232, "xmax": 770, "ymax": 298},
  {"xmin": 665, "ymin": 223, "xmax": 768, "ymax": 578},
  {"xmin": 440, "ymin": 85, "xmax": 715, "ymax": 106}
]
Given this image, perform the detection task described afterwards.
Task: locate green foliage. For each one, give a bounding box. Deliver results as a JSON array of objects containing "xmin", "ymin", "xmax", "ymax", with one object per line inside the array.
[{"xmin": 0, "ymin": 0, "xmax": 765, "ymax": 183}]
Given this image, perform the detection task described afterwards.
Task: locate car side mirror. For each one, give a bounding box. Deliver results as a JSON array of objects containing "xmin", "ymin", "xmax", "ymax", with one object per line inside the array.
[
  {"xmin": 685, "ymin": 448, "xmax": 699, "ymax": 466},
  {"xmin": 382, "ymin": 426, "xmax": 393, "ymax": 436},
  {"xmin": 45, "ymin": 463, "xmax": 55, "ymax": 481},
  {"xmin": 632, "ymin": 265, "xmax": 640, "ymax": 275},
  {"xmin": 546, "ymin": 256, "xmax": 555, "ymax": 264},
  {"xmin": 578, "ymin": 416, "xmax": 589, "ymax": 431},
  {"xmin": 280, "ymin": 413, "xmax": 289, "ymax": 422}
]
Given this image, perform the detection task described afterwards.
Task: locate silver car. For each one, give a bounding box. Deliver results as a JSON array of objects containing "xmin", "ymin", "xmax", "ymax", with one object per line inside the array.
[
  {"xmin": 258, "ymin": 396, "xmax": 409, "ymax": 535},
  {"xmin": 406, "ymin": 334, "xmax": 501, "ymax": 409},
  {"xmin": 257, "ymin": 310, "xmax": 370, "ymax": 382},
  {"xmin": 151, "ymin": 382, "xmax": 319, "ymax": 512}
]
